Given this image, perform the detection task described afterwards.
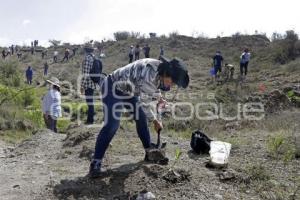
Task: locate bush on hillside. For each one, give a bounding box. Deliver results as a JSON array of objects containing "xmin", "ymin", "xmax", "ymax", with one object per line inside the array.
[
  {"xmin": 273, "ymin": 30, "xmax": 299, "ymax": 64},
  {"xmin": 49, "ymin": 39, "xmax": 61, "ymax": 47},
  {"xmin": 114, "ymin": 31, "xmax": 130, "ymax": 41},
  {"xmin": 0, "ymin": 60, "xmax": 22, "ymax": 87},
  {"xmin": 130, "ymin": 31, "xmax": 141, "ymax": 39},
  {"xmin": 169, "ymin": 31, "xmax": 179, "ymax": 38}
]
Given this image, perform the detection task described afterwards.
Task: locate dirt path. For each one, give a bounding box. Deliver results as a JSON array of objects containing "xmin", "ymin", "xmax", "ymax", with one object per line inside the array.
[{"xmin": 0, "ymin": 130, "xmax": 87, "ymax": 200}]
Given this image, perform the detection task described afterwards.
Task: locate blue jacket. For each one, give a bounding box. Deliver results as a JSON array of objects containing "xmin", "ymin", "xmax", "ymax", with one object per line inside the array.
[{"xmin": 26, "ymin": 68, "xmax": 33, "ymax": 78}]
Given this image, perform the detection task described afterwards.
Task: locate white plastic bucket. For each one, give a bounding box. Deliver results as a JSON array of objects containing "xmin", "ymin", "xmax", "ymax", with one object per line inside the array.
[{"xmin": 209, "ymin": 141, "xmax": 232, "ymax": 166}]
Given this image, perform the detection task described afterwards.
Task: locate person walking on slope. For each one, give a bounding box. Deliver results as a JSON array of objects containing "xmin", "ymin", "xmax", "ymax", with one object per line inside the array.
[
  {"xmin": 240, "ymin": 48, "xmax": 251, "ymax": 80},
  {"xmin": 53, "ymin": 50, "xmax": 58, "ymax": 63},
  {"xmin": 62, "ymin": 48, "xmax": 70, "ymax": 62},
  {"xmin": 143, "ymin": 44, "xmax": 150, "ymax": 58},
  {"xmin": 88, "ymin": 57, "xmax": 190, "ymax": 178},
  {"xmin": 134, "ymin": 44, "xmax": 140, "ymax": 60},
  {"xmin": 80, "ymin": 43, "xmax": 98, "ymax": 125},
  {"xmin": 25, "ymin": 66, "xmax": 33, "ymax": 85},
  {"xmin": 41, "ymin": 50, "xmax": 47, "ymax": 59},
  {"xmin": 128, "ymin": 45, "xmax": 134, "ymax": 63},
  {"xmin": 10, "ymin": 45, "xmax": 14, "ymax": 55},
  {"xmin": 212, "ymin": 50, "xmax": 223, "ymax": 79},
  {"xmin": 43, "ymin": 62, "xmax": 49, "ymax": 76},
  {"xmin": 42, "ymin": 77, "xmax": 62, "ymax": 133},
  {"xmin": 159, "ymin": 45, "xmax": 164, "ymax": 58},
  {"xmin": 2, "ymin": 49, "xmax": 6, "ymax": 59}
]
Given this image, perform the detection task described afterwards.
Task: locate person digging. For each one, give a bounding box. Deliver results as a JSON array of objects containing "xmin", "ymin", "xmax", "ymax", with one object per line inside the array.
[{"xmin": 89, "ymin": 57, "xmax": 190, "ymax": 178}]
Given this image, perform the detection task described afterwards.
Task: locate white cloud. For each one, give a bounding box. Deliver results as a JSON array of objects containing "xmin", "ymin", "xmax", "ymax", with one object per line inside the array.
[{"xmin": 22, "ymin": 19, "xmax": 31, "ymax": 26}]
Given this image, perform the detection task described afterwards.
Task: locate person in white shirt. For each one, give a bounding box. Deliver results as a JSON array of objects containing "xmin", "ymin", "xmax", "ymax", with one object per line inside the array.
[
  {"xmin": 53, "ymin": 51, "xmax": 58, "ymax": 63},
  {"xmin": 42, "ymin": 77, "xmax": 62, "ymax": 133}
]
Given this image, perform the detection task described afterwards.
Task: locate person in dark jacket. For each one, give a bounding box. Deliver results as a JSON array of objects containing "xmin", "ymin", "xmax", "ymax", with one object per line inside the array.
[
  {"xmin": 62, "ymin": 48, "xmax": 70, "ymax": 62},
  {"xmin": 134, "ymin": 44, "xmax": 140, "ymax": 60},
  {"xmin": 26, "ymin": 66, "xmax": 33, "ymax": 85},
  {"xmin": 143, "ymin": 44, "xmax": 150, "ymax": 58},
  {"xmin": 43, "ymin": 62, "xmax": 49, "ymax": 76},
  {"xmin": 212, "ymin": 50, "xmax": 223, "ymax": 78},
  {"xmin": 240, "ymin": 48, "xmax": 251, "ymax": 80}
]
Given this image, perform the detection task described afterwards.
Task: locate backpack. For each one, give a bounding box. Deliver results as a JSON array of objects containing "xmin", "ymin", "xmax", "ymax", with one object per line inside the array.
[
  {"xmin": 89, "ymin": 55, "xmax": 103, "ymax": 84},
  {"xmin": 190, "ymin": 130, "xmax": 212, "ymax": 154}
]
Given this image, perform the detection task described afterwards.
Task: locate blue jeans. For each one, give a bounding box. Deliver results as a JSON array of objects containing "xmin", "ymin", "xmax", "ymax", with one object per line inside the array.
[
  {"xmin": 85, "ymin": 88, "xmax": 94, "ymax": 124},
  {"xmin": 93, "ymin": 76, "xmax": 151, "ymax": 160},
  {"xmin": 43, "ymin": 114, "xmax": 57, "ymax": 133}
]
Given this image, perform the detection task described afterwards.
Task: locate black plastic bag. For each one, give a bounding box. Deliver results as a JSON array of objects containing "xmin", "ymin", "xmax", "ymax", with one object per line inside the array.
[{"xmin": 190, "ymin": 130, "xmax": 212, "ymax": 154}]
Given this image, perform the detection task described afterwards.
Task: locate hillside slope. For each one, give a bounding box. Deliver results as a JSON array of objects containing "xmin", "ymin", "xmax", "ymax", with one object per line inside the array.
[{"xmin": 0, "ymin": 34, "xmax": 300, "ymax": 200}]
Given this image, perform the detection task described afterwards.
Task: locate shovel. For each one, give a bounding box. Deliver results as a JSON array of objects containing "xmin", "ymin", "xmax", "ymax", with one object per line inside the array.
[
  {"xmin": 148, "ymin": 128, "xmax": 169, "ymax": 165},
  {"xmin": 155, "ymin": 129, "xmax": 167, "ymax": 149}
]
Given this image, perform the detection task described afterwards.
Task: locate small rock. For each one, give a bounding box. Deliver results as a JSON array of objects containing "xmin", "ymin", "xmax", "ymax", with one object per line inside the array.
[
  {"xmin": 136, "ymin": 191, "xmax": 156, "ymax": 200},
  {"xmin": 13, "ymin": 184, "xmax": 20, "ymax": 189},
  {"xmin": 214, "ymin": 194, "xmax": 223, "ymax": 200},
  {"xmin": 217, "ymin": 170, "xmax": 236, "ymax": 181},
  {"xmin": 36, "ymin": 160, "xmax": 44, "ymax": 165}
]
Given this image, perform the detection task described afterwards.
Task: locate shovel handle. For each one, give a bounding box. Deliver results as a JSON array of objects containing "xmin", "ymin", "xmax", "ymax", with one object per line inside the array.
[{"xmin": 157, "ymin": 129, "xmax": 161, "ymax": 147}]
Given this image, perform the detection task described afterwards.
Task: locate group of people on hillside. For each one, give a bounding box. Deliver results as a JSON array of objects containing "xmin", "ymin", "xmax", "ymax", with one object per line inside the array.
[
  {"xmin": 128, "ymin": 44, "xmax": 165, "ymax": 63},
  {"xmin": 1, "ymin": 45, "xmax": 23, "ymax": 59},
  {"xmin": 52, "ymin": 48, "xmax": 78, "ymax": 63},
  {"xmin": 128, "ymin": 44, "xmax": 151, "ymax": 63},
  {"xmin": 210, "ymin": 48, "xmax": 251, "ymax": 82},
  {"xmin": 24, "ymin": 61, "xmax": 49, "ymax": 85}
]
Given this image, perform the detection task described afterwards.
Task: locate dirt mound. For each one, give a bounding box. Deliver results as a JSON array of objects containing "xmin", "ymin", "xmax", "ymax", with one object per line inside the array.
[
  {"xmin": 162, "ymin": 169, "xmax": 190, "ymax": 184},
  {"xmin": 63, "ymin": 126, "xmax": 96, "ymax": 147},
  {"xmin": 265, "ymin": 89, "xmax": 291, "ymax": 113},
  {"xmin": 246, "ymin": 88, "xmax": 296, "ymax": 113},
  {"xmin": 79, "ymin": 145, "xmax": 94, "ymax": 160}
]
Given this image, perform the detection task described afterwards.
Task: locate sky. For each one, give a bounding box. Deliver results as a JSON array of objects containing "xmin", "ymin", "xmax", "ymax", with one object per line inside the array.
[{"xmin": 0, "ymin": 0, "xmax": 299, "ymax": 47}]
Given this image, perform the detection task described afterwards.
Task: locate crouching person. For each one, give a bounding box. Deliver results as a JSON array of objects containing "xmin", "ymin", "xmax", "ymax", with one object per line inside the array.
[
  {"xmin": 89, "ymin": 57, "xmax": 190, "ymax": 178},
  {"xmin": 42, "ymin": 77, "xmax": 62, "ymax": 133}
]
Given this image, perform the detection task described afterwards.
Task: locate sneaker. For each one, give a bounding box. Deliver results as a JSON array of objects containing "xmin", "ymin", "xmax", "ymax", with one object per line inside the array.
[
  {"xmin": 144, "ymin": 151, "xmax": 150, "ymax": 162},
  {"xmin": 89, "ymin": 160, "xmax": 101, "ymax": 178}
]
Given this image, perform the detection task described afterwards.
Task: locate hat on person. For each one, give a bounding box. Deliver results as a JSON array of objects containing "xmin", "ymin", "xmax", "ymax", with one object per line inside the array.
[
  {"xmin": 169, "ymin": 58, "xmax": 189, "ymax": 88},
  {"xmin": 159, "ymin": 56, "xmax": 190, "ymax": 88},
  {"xmin": 46, "ymin": 77, "xmax": 60, "ymax": 88}
]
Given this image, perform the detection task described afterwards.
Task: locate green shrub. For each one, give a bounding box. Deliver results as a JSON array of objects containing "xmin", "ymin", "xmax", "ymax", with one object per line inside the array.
[
  {"xmin": 0, "ymin": 85, "xmax": 21, "ymax": 106},
  {"xmin": 0, "ymin": 130, "xmax": 32, "ymax": 144},
  {"xmin": 24, "ymin": 109, "xmax": 44, "ymax": 128},
  {"xmin": 114, "ymin": 31, "xmax": 130, "ymax": 41},
  {"xmin": 267, "ymin": 132, "xmax": 296, "ymax": 162},
  {"xmin": 272, "ymin": 30, "xmax": 299, "ymax": 64},
  {"xmin": 20, "ymin": 87, "xmax": 37, "ymax": 107},
  {"xmin": 169, "ymin": 31, "xmax": 179, "ymax": 38},
  {"xmin": 284, "ymin": 59, "xmax": 300, "ymax": 72},
  {"xmin": 0, "ymin": 60, "xmax": 22, "ymax": 87},
  {"xmin": 57, "ymin": 119, "xmax": 70, "ymax": 133},
  {"xmin": 246, "ymin": 164, "xmax": 270, "ymax": 181}
]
